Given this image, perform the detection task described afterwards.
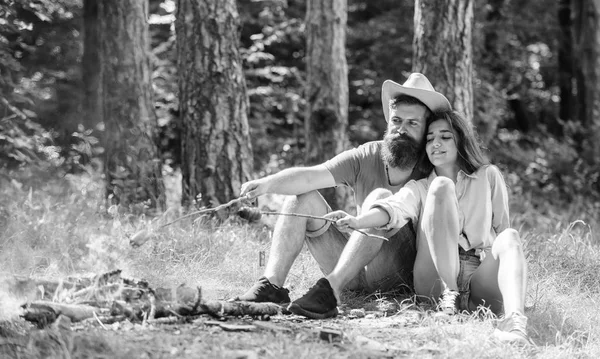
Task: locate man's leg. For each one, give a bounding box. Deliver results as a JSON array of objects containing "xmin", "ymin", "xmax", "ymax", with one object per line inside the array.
[
  {"xmin": 233, "ymin": 191, "xmax": 332, "ymax": 303},
  {"xmin": 235, "ymin": 191, "xmax": 332, "ymax": 303},
  {"xmin": 264, "ymin": 191, "xmax": 333, "ymax": 287},
  {"xmin": 325, "ymin": 188, "xmax": 405, "ymax": 299},
  {"xmin": 290, "ymin": 188, "xmax": 417, "ymax": 318}
]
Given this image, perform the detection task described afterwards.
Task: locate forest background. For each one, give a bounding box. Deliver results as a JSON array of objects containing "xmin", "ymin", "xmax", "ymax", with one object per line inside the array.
[
  {"xmin": 1, "ymin": 0, "xmax": 600, "ymax": 357},
  {"xmin": 2, "ymin": 0, "xmax": 599, "ymax": 229}
]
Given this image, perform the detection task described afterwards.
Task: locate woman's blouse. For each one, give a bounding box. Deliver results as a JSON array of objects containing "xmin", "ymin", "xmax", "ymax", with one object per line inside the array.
[{"xmin": 371, "ymin": 165, "xmax": 510, "ymax": 251}]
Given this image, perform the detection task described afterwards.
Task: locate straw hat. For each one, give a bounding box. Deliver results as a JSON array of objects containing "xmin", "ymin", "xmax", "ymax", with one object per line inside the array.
[{"xmin": 381, "ymin": 73, "xmax": 451, "ymax": 122}]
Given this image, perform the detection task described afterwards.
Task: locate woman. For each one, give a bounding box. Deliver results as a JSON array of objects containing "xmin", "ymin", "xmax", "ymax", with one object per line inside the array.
[{"xmin": 325, "ymin": 110, "xmax": 530, "ymax": 345}]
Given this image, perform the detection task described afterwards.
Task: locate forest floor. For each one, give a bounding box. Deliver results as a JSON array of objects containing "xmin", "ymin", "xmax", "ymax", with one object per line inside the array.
[{"xmin": 2, "ymin": 289, "xmax": 542, "ymax": 359}]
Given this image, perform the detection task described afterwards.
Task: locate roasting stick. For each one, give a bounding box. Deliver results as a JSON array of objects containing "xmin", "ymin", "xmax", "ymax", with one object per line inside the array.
[
  {"xmin": 130, "ymin": 196, "xmax": 250, "ymax": 246},
  {"xmin": 160, "ymin": 196, "xmax": 248, "ymax": 228},
  {"xmin": 237, "ymin": 207, "xmax": 389, "ymax": 241},
  {"xmin": 130, "ymin": 197, "xmax": 389, "ymax": 247}
]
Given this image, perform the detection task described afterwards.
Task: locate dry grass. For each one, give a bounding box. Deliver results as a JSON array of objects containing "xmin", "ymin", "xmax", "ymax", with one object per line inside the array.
[{"xmin": 1, "ymin": 167, "xmax": 599, "ymax": 358}]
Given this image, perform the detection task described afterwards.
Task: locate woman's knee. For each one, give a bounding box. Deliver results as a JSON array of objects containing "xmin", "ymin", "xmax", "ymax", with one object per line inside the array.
[
  {"xmin": 492, "ymin": 228, "xmax": 525, "ymax": 259},
  {"xmin": 428, "ymin": 177, "xmax": 455, "ymax": 201}
]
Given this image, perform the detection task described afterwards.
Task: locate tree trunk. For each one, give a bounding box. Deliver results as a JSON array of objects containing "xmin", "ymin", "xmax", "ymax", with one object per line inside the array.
[
  {"xmin": 305, "ymin": 0, "xmax": 352, "ymax": 212},
  {"xmin": 413, "ymin": 0, "xmax": 473, "ymax": 122},
  {"xmin": 98, "ymin": 0, "xmax": 166, "ymax": 211},
  {"xmin": 573, "ymin": 0, "xmax": 600, "ymax": 158},
  {"xmin": 82, "ymin": 0, "xmax": 100, "ymax": 131},
  {"xmin": 558, "ymin": 0, "xmax": 575, "ymax": 122},
  {"xmin": 175, "ymin": 0, "xmax": 253, "ymax": 208},
  {"xmin": 573, "ymin": 0, "xmax": 600, "ymax": 126}
]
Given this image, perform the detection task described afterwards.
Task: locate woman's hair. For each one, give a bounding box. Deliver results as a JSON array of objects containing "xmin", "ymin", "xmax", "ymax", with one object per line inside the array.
[{"xmin": 417, "ymin": 110, "xmax": 488, "ymax": 175}]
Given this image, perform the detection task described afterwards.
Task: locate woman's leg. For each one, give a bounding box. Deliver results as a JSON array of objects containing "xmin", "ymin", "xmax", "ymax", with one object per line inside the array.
[
  {"xmin": 414, "ymin": 177, "xmax": 460, "ymax": 297},
  {"xmin": 469, "ymin": 228, "xmax": 527, "ymax": 315}
]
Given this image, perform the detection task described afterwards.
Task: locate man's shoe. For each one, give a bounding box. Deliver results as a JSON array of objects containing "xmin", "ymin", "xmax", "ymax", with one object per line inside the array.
[
  {"xmin": 233, "ymin": 277, "xmax": 290, "ymax": 304},
  {"xmin": 436, "ymin": 288, "xmax": 460, "ymax": 316},
  {"xmin": 493, "ymin": 312, "xmax": 532, "ymax": 345},
  {"xmin": 287, "ymin": 278, "xmax": 338, "ymax": 319}
]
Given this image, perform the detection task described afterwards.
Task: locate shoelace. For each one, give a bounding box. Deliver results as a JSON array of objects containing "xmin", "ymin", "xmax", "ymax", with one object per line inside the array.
[
  {"xmin": 509, "ymin": 313, "xmax": 528, "ymax": 335},
  {"xmin": 439, "ymin": 289, "xmax": 459, "ymax": 310}
]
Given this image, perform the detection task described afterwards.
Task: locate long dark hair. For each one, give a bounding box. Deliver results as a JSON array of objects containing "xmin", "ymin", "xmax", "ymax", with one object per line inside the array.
[{"xmin": 417, "ymin": 110, "xmax": 488, "ymax": 175}]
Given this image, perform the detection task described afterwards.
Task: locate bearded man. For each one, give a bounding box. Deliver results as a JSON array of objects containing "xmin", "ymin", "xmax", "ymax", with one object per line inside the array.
[{"xmin": 234, "ymin": 73, "xmax": 451, "ymax": 319}]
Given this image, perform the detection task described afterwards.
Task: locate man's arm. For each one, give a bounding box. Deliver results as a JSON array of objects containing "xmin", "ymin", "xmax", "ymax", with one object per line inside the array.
[{"xmin": 241, "ymin": 164, "xmax": 336, "ymax": 199}]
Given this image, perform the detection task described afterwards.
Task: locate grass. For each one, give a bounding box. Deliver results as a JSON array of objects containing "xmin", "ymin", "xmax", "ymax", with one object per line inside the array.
[{"xmin": 1, "ymin": 166, "xmax": 600, "ymax": 358}]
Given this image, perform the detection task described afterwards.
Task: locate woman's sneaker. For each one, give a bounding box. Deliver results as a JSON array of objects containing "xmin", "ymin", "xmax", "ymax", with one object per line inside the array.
[
  {"xmin": 287, "ymin": 278, "xmax": 338, "ymax": 319},
  {"xmin": 232, "ymin": 277, "xmax": 290, "ymax": 304},
  {"xmin": 436, "ymin": 288, "xmax": 460, "ymax": 316},
  {"xmin": 493, "ymin": 312, "xmax": 532, "ymax": 345}
]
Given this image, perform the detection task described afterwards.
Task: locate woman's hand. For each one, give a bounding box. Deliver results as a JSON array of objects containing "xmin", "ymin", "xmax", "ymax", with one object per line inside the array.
[{"xmin": 324, "ymin": 210, "xmax": 359, "ymax": 232}]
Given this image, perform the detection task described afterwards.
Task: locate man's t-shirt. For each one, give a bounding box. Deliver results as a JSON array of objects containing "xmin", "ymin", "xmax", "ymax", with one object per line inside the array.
[{"xmin": 323, "ymin": 141, "xmax": 422, "ymax": 214}]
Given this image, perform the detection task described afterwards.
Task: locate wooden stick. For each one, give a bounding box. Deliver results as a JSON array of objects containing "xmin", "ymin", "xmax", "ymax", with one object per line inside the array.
[
  {"xmin": 159, "ymin": 196, "xmax": 247, "ymax": 228},
  {"xmin": 93, "ymin": 311, "xmax": 108, "ymax": 330},
  {"xmin": 259, "ymin": 211, "xmax": 389, "ymax": 241}
]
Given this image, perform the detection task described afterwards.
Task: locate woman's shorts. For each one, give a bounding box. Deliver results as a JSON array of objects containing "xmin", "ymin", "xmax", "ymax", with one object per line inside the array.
[{"xmin": 457, "ymin": 247, "xmax": 481, "ymax": 311}]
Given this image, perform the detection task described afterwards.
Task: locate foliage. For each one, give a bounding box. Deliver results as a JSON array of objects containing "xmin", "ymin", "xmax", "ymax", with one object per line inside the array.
[
  {"xmin": 1, "ymin": 0, "xmax": 599, "ymax": 215},
  {"xmin": 238, "ymin": 0, "xmax": 307, "ymax": 174},
  {"xmin": 0, "ymin": 0, "xmax": 84, "ymax": 170}
]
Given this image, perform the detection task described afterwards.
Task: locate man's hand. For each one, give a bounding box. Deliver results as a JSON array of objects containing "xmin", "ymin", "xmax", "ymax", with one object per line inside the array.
[
  {"xmin": 240, "ymin": 178, "xmax": 269, "ymax": 200},
  {"xmin": 324, "ymin": 210, "xmax": 359, "ymax": 232},
  {"xmin": 240, "ymin": 165, "xmax": 336, "ymax": 199}
]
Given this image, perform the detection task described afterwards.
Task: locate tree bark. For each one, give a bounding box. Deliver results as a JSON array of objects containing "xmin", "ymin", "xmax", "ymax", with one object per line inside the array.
[
  {"xmin": 573, "ymin": 0, "xmax": 600, "ymax": 127},
  {"xmin": 98, "ymin": 0, "xmax": 166, "ymax": 211},
  {"xmin": 413, "ymin": 0, "xmax": 473, "ymax": 122},
  {"xmin": 558, "ymin": 0, "xmax": 575, "ymax": 122},
  {"xmin": 305, "ymin": 0, "xmax": 352, "ymax": 212},
  {"xmin": 82, "ymin": 0, "xmax": 100, "ymax": 131},
  {"xmin": 175, "ymin": 0, "xmax": 253, "ymax": 209},
  {"xmin": 573, "ymin": 0, "xmax": 600, "ymax": 159}
]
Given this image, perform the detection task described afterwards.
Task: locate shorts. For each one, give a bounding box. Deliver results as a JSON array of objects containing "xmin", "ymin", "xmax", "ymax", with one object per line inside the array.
[
  {"xmin": 305, "ymin": 216, "xmax": 417, "ymax": 293},
  {"xmin": 457, "ymin": 247, "xmax": 481, "ymax": 311}
]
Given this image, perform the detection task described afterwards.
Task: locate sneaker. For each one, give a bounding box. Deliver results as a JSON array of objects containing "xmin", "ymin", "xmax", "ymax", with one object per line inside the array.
[
  {"xmin": 436, "ymin": 288, "xmax": 460, "ymax": 315},
  {"xmin": 287, "ymin": 278, "xmax": 338, "ymax": 319},
  {"xmin": 232, "ymin": 277, "xmax": 290, "ymax": 304},
  {"xmin": 493, "ymin": 312, "xmax": 532, "ymax": 345}
]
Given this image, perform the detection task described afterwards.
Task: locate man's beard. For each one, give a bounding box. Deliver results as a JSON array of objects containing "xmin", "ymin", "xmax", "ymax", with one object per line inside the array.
[{"xmin": 381, "ymin": 131, "xmax": 421, "ymax": 170}]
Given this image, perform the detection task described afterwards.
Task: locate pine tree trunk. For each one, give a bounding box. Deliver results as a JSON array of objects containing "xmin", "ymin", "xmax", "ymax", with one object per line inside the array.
[
  {"xmin": 573, "ymin": 0, "xmax": 600, "ymax": 157},
  {"xmin": 82, "ymin": 0, "xmax": 100, "ymax": 131},
  {"xmin": 413, "ymin": 0, "xmax": 473, "ymax": 122},
  {"xmin": 98, "ymin": 0, "xmax": 166, "ymax": 211},
  {"xmin": 573, "ymin": 0, "xmax": 600, "ymax": 127},
  {"xmin": 558, "ymin": 0, "xmax": 575, "ymax": 122},
  {"xmin": 305, "ymin": 0, "xmax": 352, "ymax": 212},
  {"xmin": 175, "ymin": 0, "xmax": 253, "ymax": 208}
]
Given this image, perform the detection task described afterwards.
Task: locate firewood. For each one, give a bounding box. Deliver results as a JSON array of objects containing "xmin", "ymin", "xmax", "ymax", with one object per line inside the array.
[
  {"xmin": 21, "ymin": 303, "xmax": 58, "ymax": 329},
  {"xmin": 26, "ymin": 301, "xmax": 104, "ymax": 323},
  {"xmin": 199, "ymin": 301, "xmax": 284, "ymax": 318}
]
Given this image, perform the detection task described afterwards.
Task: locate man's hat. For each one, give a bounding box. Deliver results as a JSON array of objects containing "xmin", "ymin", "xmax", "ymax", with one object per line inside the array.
[{"xmin": 381, "ymin": 73, "xmax": 451, "ymax": 122}]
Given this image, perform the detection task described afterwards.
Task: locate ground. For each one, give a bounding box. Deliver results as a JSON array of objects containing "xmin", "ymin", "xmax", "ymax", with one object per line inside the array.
[{"xmin": 2, "ymin": 291, "xmax": 541, "ymax": 359}]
